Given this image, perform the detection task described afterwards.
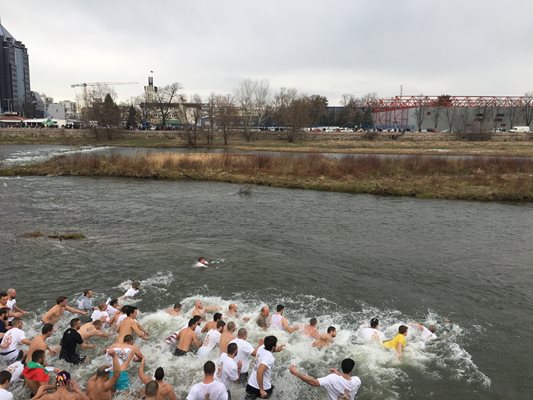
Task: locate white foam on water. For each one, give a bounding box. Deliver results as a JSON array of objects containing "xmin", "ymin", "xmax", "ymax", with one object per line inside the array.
[
  {"xmin": 0, "ymin": 146, "xmax": 114, "ymax": 167},
  {"xmin": 8, "ymin": 276, "xmax": 491, "ymax": 399}
]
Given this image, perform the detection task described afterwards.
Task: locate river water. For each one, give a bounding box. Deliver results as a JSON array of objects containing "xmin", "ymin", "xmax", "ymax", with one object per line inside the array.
[{"xmin": 0, "ymin": 145, "xmax": 532, "ymax": 399}]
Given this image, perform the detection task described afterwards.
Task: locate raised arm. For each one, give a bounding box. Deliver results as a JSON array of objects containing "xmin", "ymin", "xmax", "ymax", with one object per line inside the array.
[
  {"xmin": 137, "ymin": 358, "xmax": 150, "ymax": 385},
  {"xmin": 289, "ymin": 364, "xmax": 320, "ymax": 386},
  {"xmin": 65, "ymin": 305, "xmax": 87, "ymax": 316}
]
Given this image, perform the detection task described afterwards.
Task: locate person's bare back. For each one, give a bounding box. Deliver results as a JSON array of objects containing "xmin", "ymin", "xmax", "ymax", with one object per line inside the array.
[{"xmin": 176, "ymin": 328, "xmax": 197, "ymax": 353}]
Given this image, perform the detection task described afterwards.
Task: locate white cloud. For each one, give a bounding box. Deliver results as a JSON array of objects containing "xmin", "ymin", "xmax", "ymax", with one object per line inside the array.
[{"xmin": 2, "ymin": 0, "xmax": 532, "ymax": 104}]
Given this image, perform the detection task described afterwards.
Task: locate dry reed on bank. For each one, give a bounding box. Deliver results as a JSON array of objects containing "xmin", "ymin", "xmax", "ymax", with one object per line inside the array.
[{"xmin": 4, "ymin": 152, "xmax": 533, "ymax": 201}]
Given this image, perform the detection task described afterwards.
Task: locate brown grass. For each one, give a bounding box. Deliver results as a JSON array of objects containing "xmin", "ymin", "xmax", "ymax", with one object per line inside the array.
[{"xmin": 4, "ymin": 152, "xmax": 533, "ymax": 201}]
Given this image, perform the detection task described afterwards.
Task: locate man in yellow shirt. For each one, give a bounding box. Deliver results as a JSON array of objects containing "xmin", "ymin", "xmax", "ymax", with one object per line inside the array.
[{"xmin": 383, "ymin": 325, "xmax": 408, "ymax": 360}]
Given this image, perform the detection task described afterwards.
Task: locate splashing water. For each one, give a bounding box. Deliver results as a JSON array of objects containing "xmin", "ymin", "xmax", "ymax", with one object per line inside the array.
[{"xmin": 7, "ymin": 271, "xmax": 490, "ymax": 400}]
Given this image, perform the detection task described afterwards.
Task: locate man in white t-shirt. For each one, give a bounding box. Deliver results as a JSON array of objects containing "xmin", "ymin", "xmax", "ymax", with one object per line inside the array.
[
  {"xmin": 0, "ymin": 370, "xmax": 14, "ymax": 400},
  {"xmin": 5, "ymin": 359, "xmax": 24, "ymax": 385},
  {"xmin": 91, "ymin": 303, "xmax": 111, "ymax": 324},
  {"xmin": 359, "ymin": 318, "xmax": 386, "ymax": 344},
  {"xmin": 120, "ymin": 281, "xmax": 141, "ymax": 300},
  {"xmin": 187, "ymin": 360, "xmax": 228, "ymax": 400},
  {"xmin": 197, "ymin": 320, "xmax": 225, "ymax": 357},
  {"xmin": 289, "ymin": 358, "xmax": 362, "ymax": 400},
  {"xmin": 414, "ymin": 323, "xmax": 437, "ymax": 342},
  {"xmin": 0, "ymin": 318, "xmax": 30, "ymax": 363},
  {"xmin": 246, "ymin": 335, "xmax": 279, "ymax": 399},
  {"xmin": 217, "ymin": 343, "xmax": 242, "ymax": 399},
  {"xmin": 6, "ymin": 289, "xmax": 28, "ymax": 318},
  {"xmin": 229, "ymin": 328, "xmax": 257, "ymax": 383}
]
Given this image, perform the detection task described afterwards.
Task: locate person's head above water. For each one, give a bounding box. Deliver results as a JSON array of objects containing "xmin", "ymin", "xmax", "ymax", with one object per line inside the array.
[
  {"xmin": 56, "ymin": 370, "xmax": 71, "ymax": 387},
  {"xmin": 370, "ymin": 318, "xmax": 379, "ymax": 328},
  {"xmin": 276, "ymin": 304, "xmax": 284, "ymax": 313},
  {"xmin": 198, "ymin": 257, "xmax": 206, "ymax": 263},
  {"xmin": 399, "ymin": 325, "xmax": 408, "ymax": 335},
  {"xmin": 309, "ymin": 317, "xmax": 317, "ymax": 326},
  {"xmin": 132, "ymin": 281, "xmax": 141, "ymax": 290}
]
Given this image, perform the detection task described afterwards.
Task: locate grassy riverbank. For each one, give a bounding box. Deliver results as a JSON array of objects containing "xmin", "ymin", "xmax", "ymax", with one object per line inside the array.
[
  {"xmin": 1, "ymin": 135, "xmax": 533, "ymax": 157},
  {"xmin": 3, "ymin": 152, "xmax": 532, "ymax": 202}
]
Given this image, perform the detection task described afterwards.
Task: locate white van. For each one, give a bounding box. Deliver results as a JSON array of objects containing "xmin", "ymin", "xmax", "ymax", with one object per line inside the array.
[{"xmin": 509, "ymin": 126, "xmax": 530, "ymax": 133}]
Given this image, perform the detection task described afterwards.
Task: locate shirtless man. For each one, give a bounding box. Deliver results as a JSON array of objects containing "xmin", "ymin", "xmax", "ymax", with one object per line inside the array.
[
  {"xmin": 302, "ymin": 318, "xmax": 319, "ymax": 338},
  {"xmin": 42, "ymin": 297, "xmax": 87, "ymax": 325},
  {"xmin": 219, "ymin": 321, "xmax": 236, "ymax": 355},
  {"xmin": 201, "ymin": 313, "xmax": 222, "ymax": 334},
  {"xmin": 105, "ymin": 335, "xmax": 144, "ymax": 392},
  {"xmin": 256, "ymin": 305, "xmax": 270, "ymax": 330},
  {"xmin": 117, "ymin": 306, "xmax": 148, "ymax": 343},
  {"xmin": 312, "ymin": 326, "xmax": 337, "ymax": 349},
  {"xmin": 191, "ymin": 300, "xmax": 220, "ymax": 321},
  {"xmin": 165, "ymin": 303, "xmax": 182, "ymax": 317},
  {"xmin": 28, "ymin": 324, "xmax": 57, "ymax": 361},
  {"xmin": 138, "ymin": 359, "xmax": 178, "ymax": 400},
  {"xmin": 271, "ymin": 305, "xmax": 299, "ymax": 333},
  {"xmin": 79, "ymin": 320, "xmax": 111, "ymax": 343},
  {"xmin": 86, "ymin": 349, "xmax": 131, "ymax": 400},
  {"xmin": 224, "ymin": 304, "xmax": 251, "ymax": 322},
  {"xmin": 174, "ymin": 318, "xmax": 201, "ymax": 356},
  {"xmin": 30, "ymin": 370, "xmax": 91, "ymax": 400}
]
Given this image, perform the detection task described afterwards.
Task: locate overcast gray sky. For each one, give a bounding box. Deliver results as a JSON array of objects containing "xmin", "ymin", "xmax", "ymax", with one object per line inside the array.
[{"xmin": 2, "ymin": 0, "xmax": 532, "ymax": 104}]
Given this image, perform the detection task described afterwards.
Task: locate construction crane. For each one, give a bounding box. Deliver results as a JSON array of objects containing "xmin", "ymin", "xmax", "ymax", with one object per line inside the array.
[{"xmin": 70, "ymin": 81, "xmax": 138, "ymax": 88}]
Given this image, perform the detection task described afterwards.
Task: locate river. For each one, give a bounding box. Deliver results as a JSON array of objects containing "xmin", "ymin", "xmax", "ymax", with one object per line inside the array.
[{"xmin": 0, "ymin": 145, "xmax": 532, "ymax": 399}]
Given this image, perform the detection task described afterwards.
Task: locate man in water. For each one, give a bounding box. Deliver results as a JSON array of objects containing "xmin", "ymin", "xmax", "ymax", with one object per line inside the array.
[
  {"xmin": 91, "ymin": 303, "xmax": 112, "ymax": 325},
  {"xmin": 6, "ymin": 288, "xmax": 28, "ymax": 318},
  {"xmin": 225, "ymin": 304, "xmax": 251, "ymax": 322},
  {"xmin": 22, "ymin": 350, "xmax": 56, "ymax": 395},
  {"xmin": 41, "ymin": 296, "xmax": 87, "ymax": 325},
  {"xmin": 27, "ymin": 323, "xmax": 57, "ymax": 362},
  {"xmin": 79, "ymin": 320, "xmax": 111, "ymax": 343},
  {"xmin": 117, "ymin": 306, "xmax": 149, "ymax": 342},
  {"xmin": 142, "ymin": 381, "xmax": 159, "ymax": 400},
  {"xmin": 138, "ymin": 358, "xmax": 178, "ymax": 400},
  {"xmin": 165, "ymin": 316, "xmax": 202, "ymax": 345},
  {"xmin": 302, "ymin": 318, "xmax": 319, "ymax": 338},
  {"xmin": 359, "ymin": 318, "xmax": 386, "ymax": 344},
  {"xmin": 201, "ymin": 312, "xmax": 223, "ymax": 333},
  {"xmin": 289, "ymin": 358, "xmax": 362, "ymax": 400},
  {"xmin": 187, "ymin": 361, "xmax": 228, "ymax": 400},
  {"xmin": 0, "ymin": 318, "xmax": 31, "ymax": 363},
  {"xmin": 270, "ymin": 305, "xmax": 299, "ymax": 333},
  {"xmin": 229, "ymin": 328, "xmax": 258, "ymax": 383},
  {"xmin": 31, "ymin": 370, "xmax": 90, "ymax": 400},
  {"xmin": 0, "ymin": 370, "xmax": 13, "ymax": 400},
  {"xmin": 383, "ymin": 325, "xmax": 408, "ymax": 360},
  {"xmin": 217, "ymin": 342, "xmax": 242, "ymax": 399},
  {"xmin": 174, "ymin": 318, "xmax": 201, "ymax": 356},
  {"xmin": 77, "ymin": 289, "xmax": 95, "ymax": 315},
  {"xmin": 165, "ymin": 303, "xmax": 182, "ymax": 316},
  {"xmin": 193, "ymin": 257, "xmax": 209, "ymax": 268},
  {"xmin": 0, "ymin": 292, "xmax": 22, "ymax": 320},
  {"xmin": 106, "ymin": 299, "xmax": 120, "ymax": 320},
  {"xmin": 105, "ymin": 334, "xmax": 144, "ymax": 392},
  {"xmin": 413, "ymin": 323, "xmax": 437, "ymax": 342},
  {"xmin": 246, "ymin": 335, "xmax": 279, "ymax": 399},
  {"xmin": 0, "ymin": 308, "xmax": 9, "ymax": 340},
  {"xmin": 85, "ymin": 349, "xmax": 124, "ymax": 400},
  {"xmin": 119, "ymin": 281, "xmax": 141, "ymax": 300},
  {"xmin": 256, "ymin": 306, "xmax": 270, "ymax": 330},
  {"xmin": 312, "ymin": 326, "xmax": 337, "ymax": 349},
  {"xmin": 197, "ymin": 320, "xmax": 225, "ymax": 357},
  {"xmin": 219, "ymin": 322, "xmax": 236, "ymax": 355},
  {"xmin": 59, "ymin": 318, "xmax": 94, "ymax": 365},
  {"xmin": 191, "ymin": 300, "xmax": 220, "ymax": 321}
]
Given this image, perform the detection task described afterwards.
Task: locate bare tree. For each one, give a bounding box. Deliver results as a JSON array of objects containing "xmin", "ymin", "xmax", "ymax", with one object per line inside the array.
[
  {"xmin": 444, "ymin": 107, "xmax": 458, "ymax": 133},
  {"xmin": 284, "ymin": 96, "xmax": 312, "ymax": 142},
  {"xmin": 414, "ymin": 104, "xmax": 427, "ymax": 132},
  {"xmin": 154, "ymin": 82, "xmax": 183, "ymax": 128},
  {"xmin": 205, "ymin": 93, "xmax": 216, "ymax": 145},
  {"xmin": 234, "ymin": 79, "xmax": 257, "ymax": 141},
  {"xmin": 190, "ymin": 94, "xmax": 203, "ymax": 146},
  {"xmin": 215, "ymin": 94, "xmax": 237, "ymax": 145},
  {"xmin": 254, "ymin": 80, "xmax": 270, "ymax": 129}
]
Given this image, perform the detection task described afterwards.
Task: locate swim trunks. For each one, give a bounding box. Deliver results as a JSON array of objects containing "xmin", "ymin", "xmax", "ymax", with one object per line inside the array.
[
  {"xmin": 174, "ymin": 348, "xmax": 187, "ymax": 357},
  {"xmin": 109, "ymin": 371, "xmax": 130, "ymax": 391}
]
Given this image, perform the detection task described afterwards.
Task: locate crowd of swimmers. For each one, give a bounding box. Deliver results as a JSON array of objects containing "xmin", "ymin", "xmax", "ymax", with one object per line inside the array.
[{"xmin": 0, "ymin": 284, "xmax": 438, "ymax": 399}]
